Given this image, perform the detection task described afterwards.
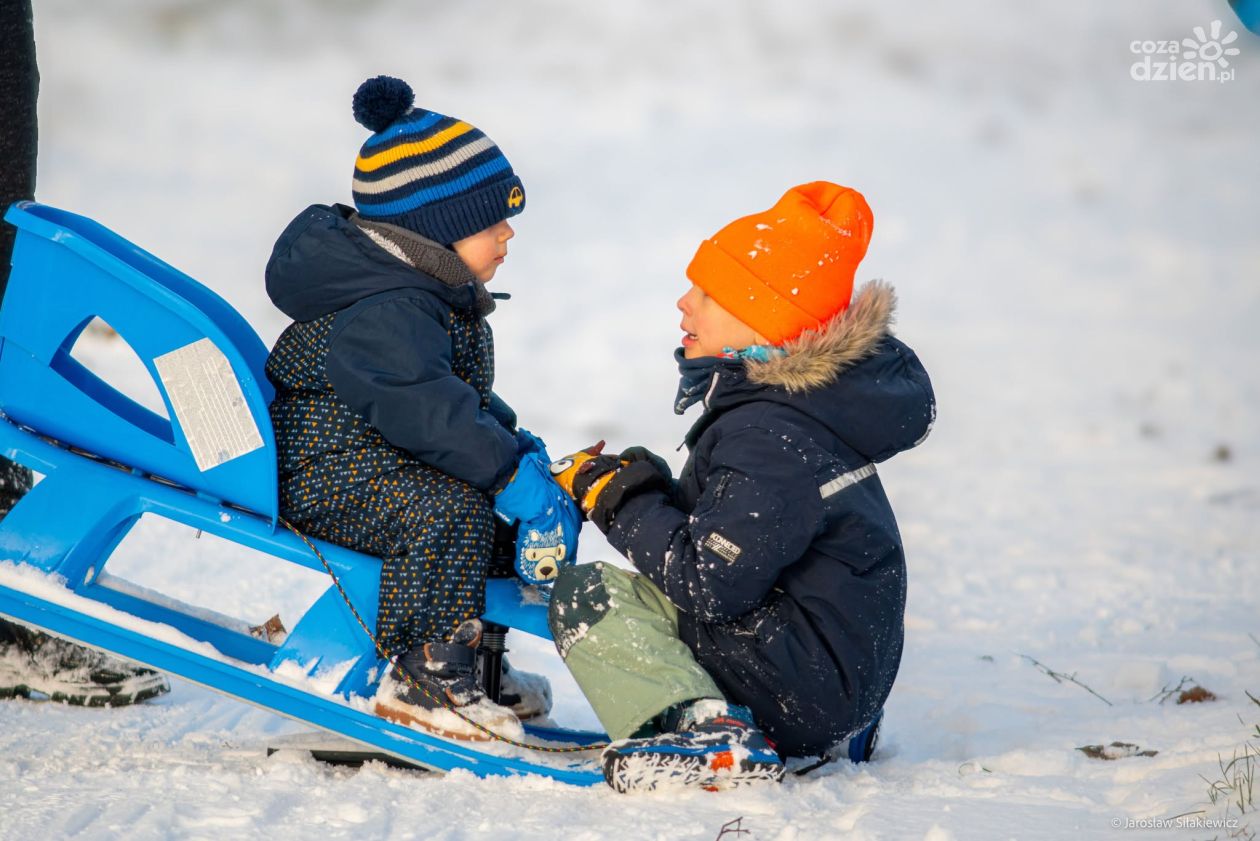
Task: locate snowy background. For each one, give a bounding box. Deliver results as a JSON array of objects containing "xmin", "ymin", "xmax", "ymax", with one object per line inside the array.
[{"xmin": 2, "ymin": 0, "xmax": 1259, "ymax": 838}]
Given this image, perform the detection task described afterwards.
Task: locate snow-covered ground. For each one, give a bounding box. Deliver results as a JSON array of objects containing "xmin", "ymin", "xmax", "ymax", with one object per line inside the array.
[{"xmin": 2, "ymin": 1, "xmax": 1259, "ymax": 838}]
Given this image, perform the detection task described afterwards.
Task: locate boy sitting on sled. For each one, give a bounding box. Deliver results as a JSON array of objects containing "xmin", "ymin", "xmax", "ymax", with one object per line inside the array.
[
  {"xmin": 549, "ymin": 182, "xmax": 935, "ymax": 792},
  {"xmin": 265, "ymin": 76, "xmax": 576, "ymax": 740}
]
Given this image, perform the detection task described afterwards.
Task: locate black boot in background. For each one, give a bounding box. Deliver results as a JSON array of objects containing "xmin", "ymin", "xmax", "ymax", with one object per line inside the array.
[{"xmin": 0, "ymin": 620, "xmax": 171, "ymax": 706}]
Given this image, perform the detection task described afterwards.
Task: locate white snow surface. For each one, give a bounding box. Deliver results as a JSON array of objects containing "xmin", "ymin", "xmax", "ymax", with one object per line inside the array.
[{"xmin": 2, "ymin": 1, "xmax": 1259, "ymax": 838}]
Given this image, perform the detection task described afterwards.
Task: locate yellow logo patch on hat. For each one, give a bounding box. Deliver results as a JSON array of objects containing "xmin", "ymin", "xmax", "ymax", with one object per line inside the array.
[{"xmin": 507, "ymin": 186, "xmax": 524, "ymax": 209}]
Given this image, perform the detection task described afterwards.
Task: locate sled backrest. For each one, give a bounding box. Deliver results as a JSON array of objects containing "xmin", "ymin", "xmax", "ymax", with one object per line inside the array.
[{"xmin": 0, "ymin": 202, "xmax": 278, "ymax": 523}]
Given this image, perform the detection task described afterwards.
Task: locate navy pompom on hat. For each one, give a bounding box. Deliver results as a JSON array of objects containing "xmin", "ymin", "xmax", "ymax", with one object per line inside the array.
[{"xmin": 350, "ymin": 76, "xmax": 525, "ymax": 245}]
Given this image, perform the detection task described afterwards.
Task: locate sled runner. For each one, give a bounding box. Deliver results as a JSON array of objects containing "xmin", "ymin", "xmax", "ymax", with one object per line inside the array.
[{"xmin": 0, "ymin": 201, "xmax": 605, "ymax": 784}]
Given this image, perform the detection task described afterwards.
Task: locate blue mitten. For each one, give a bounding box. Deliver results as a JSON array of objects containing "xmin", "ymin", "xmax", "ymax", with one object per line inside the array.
[{"xmin": 493, "ymin": 451, "xmax": 581, "ymax": 584}]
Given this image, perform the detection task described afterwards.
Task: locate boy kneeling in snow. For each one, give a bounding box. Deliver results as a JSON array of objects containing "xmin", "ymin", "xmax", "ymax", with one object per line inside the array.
[{"xmin": 549, "ymin": 183, "xmax": 935, "ymax": 792}]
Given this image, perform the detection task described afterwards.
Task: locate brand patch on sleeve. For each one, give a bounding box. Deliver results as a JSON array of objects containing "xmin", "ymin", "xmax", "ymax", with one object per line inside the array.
[{"xmin": 703, "ymin": 532, "xmax": 743, "ymax": 564}]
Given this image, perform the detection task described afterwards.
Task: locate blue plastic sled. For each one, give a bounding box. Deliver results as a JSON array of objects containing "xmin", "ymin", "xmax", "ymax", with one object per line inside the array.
[{"xmin": 0, "ymin": 201, "xmax": 605, "ymax": 785}]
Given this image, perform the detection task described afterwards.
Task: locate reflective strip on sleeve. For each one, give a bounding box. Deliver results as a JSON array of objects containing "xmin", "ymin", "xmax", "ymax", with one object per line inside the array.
[{"xmin": 818, "ymin": 463, "xmax": 877, "ymax": 499}]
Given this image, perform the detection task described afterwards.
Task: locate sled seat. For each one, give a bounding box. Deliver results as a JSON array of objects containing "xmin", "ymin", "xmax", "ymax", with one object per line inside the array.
[{"xmin": 0, "ymin": 202, "xmax": 550, "ymax": 699}]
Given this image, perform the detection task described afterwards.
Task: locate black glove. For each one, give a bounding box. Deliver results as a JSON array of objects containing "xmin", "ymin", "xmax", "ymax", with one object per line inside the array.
[
  {"xmin": 586, "ymin": 460, "xmax": 670, "ymax": 533},
  {"xmin": 568, "ymin": 453, "xmax": 626, "ymax": 510},
  {"xmin": 618, "ymin": 446, "xmax": 673, "ymax": 481},
  {"xmin": 552, "ymin": 442, "xmax": 672, "ymax": 532}
]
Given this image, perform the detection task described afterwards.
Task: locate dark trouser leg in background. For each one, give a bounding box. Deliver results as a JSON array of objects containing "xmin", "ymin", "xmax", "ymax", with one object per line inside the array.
[
  {"xmin": 0, "ymin": 0, "xmax": 37, "ymax": 514},
  {"xmin": 0, "ymin": 4, "xmax": 168, "ymax": 705},
  {"xmin": 0, "ymin": 0, "xmax": 38, "ymax": 263},
  {"xmin": 0, "ymin": 0, "xmax": 39, "ymax": 641}
]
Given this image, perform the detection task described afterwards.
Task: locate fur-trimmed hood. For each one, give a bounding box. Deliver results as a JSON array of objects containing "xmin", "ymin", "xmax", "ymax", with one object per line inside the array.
[
  {"xmin": 747, "ymin": 279, "xmax": 897, "ymax": 392},
  {"xmin": 682, "ymin": 280, "xmax": 935, "ymax": 463}
]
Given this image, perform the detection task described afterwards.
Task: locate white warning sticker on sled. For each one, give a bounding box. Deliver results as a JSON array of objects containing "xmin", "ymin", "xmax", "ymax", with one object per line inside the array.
[{"xmin": 154, "ymin": 338, "xmax": 264, "ymax": 472}]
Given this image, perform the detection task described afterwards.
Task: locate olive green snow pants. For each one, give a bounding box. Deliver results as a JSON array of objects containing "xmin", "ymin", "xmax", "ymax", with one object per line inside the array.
[{"xmin": 547, "ymin": 561, "xmax": 724, "ymax": 741}]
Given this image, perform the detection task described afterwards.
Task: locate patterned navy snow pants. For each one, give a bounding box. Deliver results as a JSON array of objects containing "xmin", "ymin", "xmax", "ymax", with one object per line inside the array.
[{"xmin": 283, "ymin": 465, "xmax": 495, "ymax": 657}]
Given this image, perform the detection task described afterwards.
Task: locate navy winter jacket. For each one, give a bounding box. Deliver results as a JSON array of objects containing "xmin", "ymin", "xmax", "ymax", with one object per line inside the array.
[
  {"xmin": 603, "ymin": 280, "xmax": 935, "ymax": 757},
  {"xmin": 264, "ymin": 204, "xmax": 518, "ymax": 508}
]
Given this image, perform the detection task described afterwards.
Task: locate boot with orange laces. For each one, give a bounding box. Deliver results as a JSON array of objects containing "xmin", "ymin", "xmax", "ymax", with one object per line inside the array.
[{"xmin": 601, "ymin": 699, "xmax": 785, "ymax": 794}]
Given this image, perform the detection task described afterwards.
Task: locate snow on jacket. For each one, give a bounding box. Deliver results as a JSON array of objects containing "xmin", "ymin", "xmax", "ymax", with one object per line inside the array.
[
  {"xmin": 264, "ymin": 204, "xmax": 518, "ymax": 513},
  {"xmin": 604, "ymin": 280, "xmax": 935, "ymax": 756}
]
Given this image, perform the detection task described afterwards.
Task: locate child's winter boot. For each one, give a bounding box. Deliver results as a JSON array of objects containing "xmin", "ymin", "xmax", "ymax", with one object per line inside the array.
[
  {"xmin": 498, "ymin": 655, "xmax": 552, "ymax": 720},
  {"xmin": 845, "ymin": 708, "xmax": 882, "ymax": 763},
  {"xmin": 0, "ymin": 621, "xmax": 170, "ymax": 706},
  {"xmin": 601, "ymin": 699, "xmax": 785, "ymax": 793},
  {"xmin": 374, "ymin": 619, "xmax": 523, "ymax": 741}
]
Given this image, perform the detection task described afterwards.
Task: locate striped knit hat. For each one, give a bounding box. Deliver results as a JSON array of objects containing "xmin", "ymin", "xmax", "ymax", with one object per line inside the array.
[{"xmin": 350, "ymin": 76, "xmax": 525, "ymax": 245}]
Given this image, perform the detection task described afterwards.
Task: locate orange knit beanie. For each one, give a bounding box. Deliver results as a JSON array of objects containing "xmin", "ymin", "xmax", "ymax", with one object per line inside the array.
[{"xmin": 685, "ymin": 182, "xmax": 874, "ymax": 346}]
